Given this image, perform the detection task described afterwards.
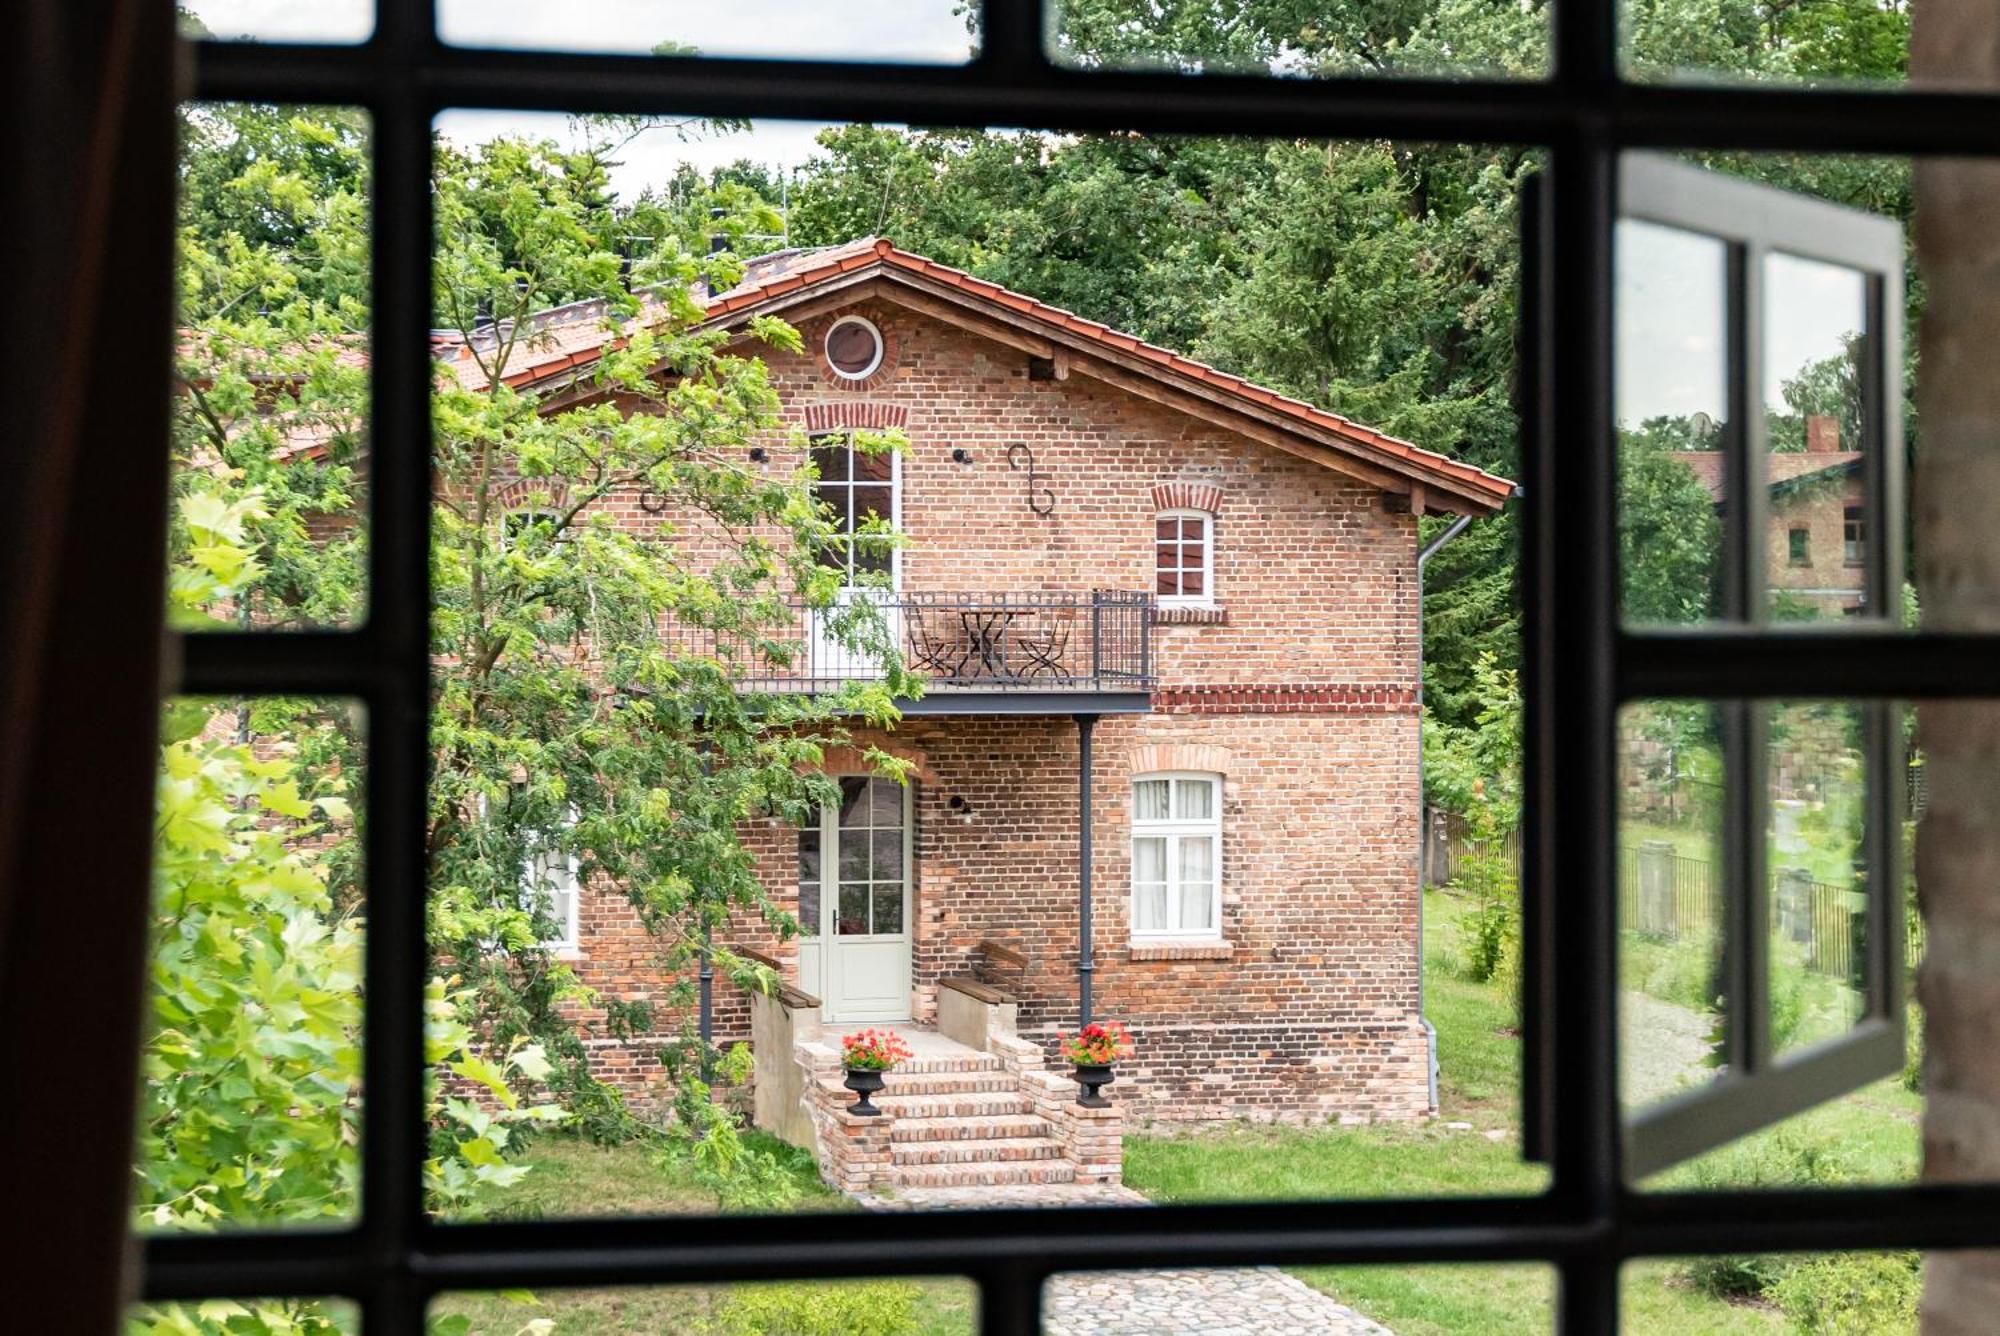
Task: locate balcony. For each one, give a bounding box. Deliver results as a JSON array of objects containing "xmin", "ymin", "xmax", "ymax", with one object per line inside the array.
[{"xmin": 672, "ymin": 590, "xmax": 1156, "ymax": 716}]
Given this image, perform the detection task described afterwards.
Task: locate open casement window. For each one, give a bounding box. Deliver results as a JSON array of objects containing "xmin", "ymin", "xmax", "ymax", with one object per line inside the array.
[
  {"xmin": 1153, "ymin": 509, "xmax": 1213, "ymax": 606},
  {"xmin": 1547, "ymin": 155, "xmax": 1909, "ymax": 1179},
  {"xmin": 1130, "ymin": 773, "xmax": 1222, "ymax": 940},
  {"xmin": 475, "ymin": 791, "xmax": 581, "ymax": 953}
]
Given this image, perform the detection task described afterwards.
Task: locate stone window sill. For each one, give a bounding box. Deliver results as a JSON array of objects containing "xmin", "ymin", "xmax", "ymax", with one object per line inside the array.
[
  {"xmin": 1126, "ymin": 940, "xmax": 1234, "ymax": 962},
  {"xmin": 1152, "ymin": 605, "xmax": 1228, "ymax": 627}
]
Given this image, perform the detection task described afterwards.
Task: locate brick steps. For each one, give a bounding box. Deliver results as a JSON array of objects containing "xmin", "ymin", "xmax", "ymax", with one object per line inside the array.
[
  {"xmin": 890, "ymin": 1114, "xmax": 1050, "ymax": 1143},
  {"xmin": 894, "ymin": 1160, "xmax": 1079, "ymax": 1189},
  {"xmin": 867, "ymin": 1091, "xmax": 1037, "ymax": 1119},
  {"xmin": 892, "ymin": 1136, "xmax": 1067, "ymax": 1166},
  {"xmin": 877, "ymin": 1072, "xmax": 1018, "ymax": 1095}
]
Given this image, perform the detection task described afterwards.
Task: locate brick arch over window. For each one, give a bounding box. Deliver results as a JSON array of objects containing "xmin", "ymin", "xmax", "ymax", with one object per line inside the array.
[
  {"xmin": 494, "ymin": 477, "xmax": 571, "ymax": 512},
  {"xmin": 1150, "ymin": 480, "xmax": 1224, "ymax": 515},
  {"xmin": 1128, "ymin": 742, "xmax": 1232, "ymax": 778},
  {"xmin": 813, "ymin": 737, "xmax": 936, "ymax": 785},
  {"xmin": 802, "ymin": 401, "xmax": 909, "ymax": 434}
]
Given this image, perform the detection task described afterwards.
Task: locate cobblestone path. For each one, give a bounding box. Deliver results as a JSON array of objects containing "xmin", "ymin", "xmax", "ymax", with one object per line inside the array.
[{"xmin": 860, "ymin": 1184, "xmax": 1392, "ymax": 1333}]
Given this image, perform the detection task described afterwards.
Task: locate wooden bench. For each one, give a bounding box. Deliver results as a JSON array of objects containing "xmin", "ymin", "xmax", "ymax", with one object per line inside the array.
[{"xmin": 937, "ymin": 940, "xmax": 1028, "ymax": 1049}]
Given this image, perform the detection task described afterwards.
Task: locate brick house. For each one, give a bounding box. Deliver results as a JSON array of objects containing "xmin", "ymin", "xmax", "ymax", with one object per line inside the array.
[
  {"xmin": 439, "ymin": 238, "xmax": 1513, "ymax": 1190},
  {"xmin": 1671, "ymin": 413, "xmax": 1867, "ymax": 618}
]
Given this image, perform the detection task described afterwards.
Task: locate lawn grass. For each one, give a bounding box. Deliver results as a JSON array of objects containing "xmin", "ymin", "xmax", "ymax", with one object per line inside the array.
[
  {"xmin": 430, "ymin": 1137, "xmax": 978, "ymax": 1335},
  {"xmin": 436, "ymin": 889, "xmax": 1916, "ymax": 1333}
]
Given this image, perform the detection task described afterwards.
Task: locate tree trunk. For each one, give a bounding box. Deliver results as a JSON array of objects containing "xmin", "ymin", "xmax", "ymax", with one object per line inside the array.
[{"xmin": 1913, "ymin": 6, "xmax": 2000, "ymax": 1330}]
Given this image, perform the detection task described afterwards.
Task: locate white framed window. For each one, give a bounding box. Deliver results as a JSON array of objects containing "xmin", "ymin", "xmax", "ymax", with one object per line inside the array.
[
  {"xmin": 1130, "ymin": 772, "xmax": 1222, "ymax": 939},
  {"xmin": 478, "ymin": 790, "xmax": 582, "ymax": 952},
  {"xmin": 522, "ymin": 817, "xmax": 582, "ymax": 952},
  {"xmin": 1154, "ymin": 509, "xmax": 1213, "ymax": 607},
  {"xmin": 824, "ymin": 314, "xmax": 885, "ymax": 380}
]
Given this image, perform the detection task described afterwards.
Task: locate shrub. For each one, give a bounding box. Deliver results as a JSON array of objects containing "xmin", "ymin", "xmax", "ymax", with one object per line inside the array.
[
  {"xmin": 715, "ymin": 1280, "xmax": 923, "ymax": 1336},
  {"xmin": 1768, "ymin": 1252, "xmax": 1920, "ymax": 1334}
]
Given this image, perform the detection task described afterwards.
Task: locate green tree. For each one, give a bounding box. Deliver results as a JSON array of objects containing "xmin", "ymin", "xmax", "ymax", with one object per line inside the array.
[{"xmin": 1619, "ymin": 424, "xmax": 1724, "ymax": 625}]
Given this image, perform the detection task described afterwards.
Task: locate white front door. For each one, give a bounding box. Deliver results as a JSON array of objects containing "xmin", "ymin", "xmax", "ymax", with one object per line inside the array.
[{"xmin": 795, "ymin": 776, "xmax": 911, "ymax": 1023}]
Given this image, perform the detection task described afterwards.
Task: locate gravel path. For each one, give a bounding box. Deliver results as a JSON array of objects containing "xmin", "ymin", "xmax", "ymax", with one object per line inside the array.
[
  {"xmin": 1044, "ymin": 1267, "xmax": 1393, "ymax": 1336},
  {"xmin": 860, "ymin": 1184, "xmax": 1391, "ymax": 1333},
  {"xmin": 1621, "ymin": 989, "xmax": 1716, "ymax": 1105}
]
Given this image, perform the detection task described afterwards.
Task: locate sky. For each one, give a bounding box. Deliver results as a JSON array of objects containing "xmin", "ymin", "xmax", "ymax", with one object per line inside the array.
[{"xmin": 184, "ymin": 1, "xmax": 967, "ymax": 195}]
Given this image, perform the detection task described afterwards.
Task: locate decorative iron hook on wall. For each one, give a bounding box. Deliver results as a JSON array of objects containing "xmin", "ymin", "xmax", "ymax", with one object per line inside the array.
[{"xmin": 1007, "ymin": 442, "xmax": 1056, "ymax": 516}]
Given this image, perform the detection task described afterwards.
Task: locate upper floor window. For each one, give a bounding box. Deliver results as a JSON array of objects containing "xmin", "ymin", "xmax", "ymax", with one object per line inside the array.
[
  {"xmin": 1131, "ymin": 773, "xmax": 1221, "ymax": 939},
  {"xmin": 810, "ymin": 432, "xmax": 897, "ymax": 583},
  {"xmin": 825, "ymin": 316, "xmax": 885, "ymax": 380},
  {"xmin": 1155, "ymin": 509, "xmax": 1213, "ymax": 607}
]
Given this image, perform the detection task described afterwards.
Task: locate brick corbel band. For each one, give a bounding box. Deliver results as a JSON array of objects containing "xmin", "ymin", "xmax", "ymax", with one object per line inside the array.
[
  {"xmin": 803, "ymin": 401, "xmax": 908, "ymax": 433},
  {"xmin": 1154, "ymin": 684, "xmax": 1419, "ymax": 715},
  {"xmin": 1150, "ymin": 479, "xmax": 1224, "ymax": 514}
]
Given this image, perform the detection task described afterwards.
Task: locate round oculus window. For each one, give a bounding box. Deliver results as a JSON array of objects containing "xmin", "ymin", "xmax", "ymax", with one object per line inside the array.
[{"xmin": 825, "ymin": 316, "xmax": 885, "ymax": 379}]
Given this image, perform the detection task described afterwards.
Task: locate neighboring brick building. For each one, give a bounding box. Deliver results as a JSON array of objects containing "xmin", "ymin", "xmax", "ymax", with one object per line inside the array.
[
  {"xmin": 444, "ymin": 238, "xmax": 1513, "ymax": 1135},
  {"xmin": 1672, "ymin": 413, "xmax": 1867, "ymax": 619}
]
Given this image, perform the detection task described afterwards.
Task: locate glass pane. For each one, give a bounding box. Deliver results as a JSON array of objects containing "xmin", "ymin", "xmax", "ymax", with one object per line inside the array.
[
  {"xmin": 853, "ymin": 442, "xmax": 895, "ymax": 481},
  {"xmin": 797, "ymin": 827, "xmax": 821, "ymax": 882},
  {"xmin": 798, "ymin": 880, "xmax": 819, "ymax": 937},
  {"xmin": 1621, "ymin": 0, "xmax": 1912, "ymax": 90},
  {"xmin": 143, "ymin": 697, "xmax": 365, "ymax": 1232},
  {"xmin": 437, "ymin": 1279, "xmax": 978, "ymax": 1334},
  {"xmin": 174, "ymin": 105, "xmax": 371, "ymax": 632},
  {"xmin": 1617, "ymin": 219, "xmax": 1728, "ymax": 627},
  {"xmin": 1134, "ymin": 883, "xmax": 1169, "ymax": 934},
  {"xmin": 839, "ymin": 829, "xmax": 870, "ymax": 882},
  {"xmin": 1624, "ymin": 1254, "xmax": 1917, "ymax": 1334},
  {"xmin": 873, "ymin": 884, "xmax": 905, "ymax": 935},
  {"xmin": 864, "ymin": 777, "xmax": 904, "ymax": 827},
  {"xmin": 1156, "ymin": 569, "xmax": 1180, "ymax": 596},
  {"xmin": 1177, "ymin": 882, "xmax": 1214, "ymax": 933},
  {"xmin": 1180, "ymin": 835, "xmax": 1214, "ymax": 886},
  {"xmin": 1768, "ymin": 701, "xmax": 1870, "ymax": 1056},
  {"xmin": 439, "ymin": 1, "xmax": 975, "ymax": 63},
  {"xmin": 838, "ymin": 883, "xmax": 870, "ymax": 935},
  {"xmin": 1134, "ymin": 780, "xmax": 1170, "ymax": 821},
  {"xmin": 180, "ymin": 2, "xmax": 372, "ymax": 43},
  {"xmin": 1047, "ymin": 1265, "xmax": 1556, "ymax": 1335},
  {"xmin": 1156, "ymin": 518, "xmax": 1178, "ymax": 541},
  {"xmin": 1618, "ymin": 701, "xmax": 1727, "ymax": 1109},
  {"xmin": 1180, "ymin": 568, "xmax": 1206, "ymax": 596},
  {"xmin": 872, "ymin": 829, "xmax": 904, "ymax": 882},
  {"xmin": 838, "ymin": 775, "xmax": 868, "ymax": 821},
  {"xmin": 851, "ymin": 484, "xmax": 895, "ymax": 525},
  {"xmin": 1134, "ymin": 836, "xmax": 1167, "ymax": 883},
  {"xmin": 1175, "ymin": 778, "xmax": 1214, "ymax": 820},
  {"xmin": 1763, "ymin": 253, "xmax": 1870, "ymax": 622},
  {"xmin": 811, "ymin": 440, "xmax": 850, "ymax": 482},
  {"xmin": 1048, "ymin": 0, "xmax": 1548, "ymax": 80},
  {"xmin": 132, "ymin": 1299, "xmax": 357, "ymax": 1334}
]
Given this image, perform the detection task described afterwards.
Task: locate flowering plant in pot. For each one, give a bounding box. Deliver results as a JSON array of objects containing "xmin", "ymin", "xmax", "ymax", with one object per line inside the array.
[
  {"xmin": 1059, "ymin": 1020, "xmax": 1132, "ymax": 1107},
  {"xmin": 838, "ymin": 1029, "xmax": 912, "ymax": 1117}
]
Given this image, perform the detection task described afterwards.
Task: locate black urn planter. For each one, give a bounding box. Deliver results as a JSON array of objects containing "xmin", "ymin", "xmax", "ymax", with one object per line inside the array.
[
  {"xmin": 1072, "ymin": 1062, "xmax": 1115, "ymax": 1108},
  {"xmin": 843, "ymin": 1067, "xmax": 887, "ymax": 1117}
]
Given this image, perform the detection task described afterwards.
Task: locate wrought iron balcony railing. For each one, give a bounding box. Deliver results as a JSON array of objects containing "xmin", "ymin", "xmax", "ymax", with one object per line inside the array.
[{"xmin": 669, "ymin": 590, "xmax": 1155, "ymax": 696}]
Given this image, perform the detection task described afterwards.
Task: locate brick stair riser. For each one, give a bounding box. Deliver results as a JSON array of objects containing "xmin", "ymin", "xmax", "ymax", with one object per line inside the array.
[
  {"xmin": 890, "ymin": 1116, "xmax": 1049, "ymax": 1143},
  {"xmin": 894, "ymin": 1163, "xmax": 1078, "ymax": 1189},
  {"xmin": 878, "ymin": 1074, "xmax": 1016, "ymax": 1095},
  {"xmin": 885, "ymin": 1057, "xmax": 1006, "ymax": 1075},
  {"xmin": 869, "ymin": 1094, "xmax": 1036, "ymax": 1119},
  {"xmin": 892, "ymin": 1138, "xmax": 1065, "ymax": 1166}
]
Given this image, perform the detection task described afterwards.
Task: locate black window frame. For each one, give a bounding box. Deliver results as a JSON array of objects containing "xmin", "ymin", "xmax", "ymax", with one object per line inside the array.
[{"xmin": 120, "ymin": 2, "xmax": 2000, "ymax": 1332}]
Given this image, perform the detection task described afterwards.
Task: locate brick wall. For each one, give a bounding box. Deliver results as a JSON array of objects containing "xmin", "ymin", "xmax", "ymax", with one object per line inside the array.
[{"xmin": 528, "ymin": 298, "xmax": 1433, "ymax": 1123}]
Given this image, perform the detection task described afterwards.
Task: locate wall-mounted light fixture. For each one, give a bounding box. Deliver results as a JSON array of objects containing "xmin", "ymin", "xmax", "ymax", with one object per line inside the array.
[
  {"xmin": 748, "ymin": 446, "xmax": 770, "ymax": 463},
  {"xmin": 951, "ymin": 447, "xmax": 975, "ymax": 465},
  {"xmin": 948, "ymin": 794, "xmax": 975, "ymax": 824}
]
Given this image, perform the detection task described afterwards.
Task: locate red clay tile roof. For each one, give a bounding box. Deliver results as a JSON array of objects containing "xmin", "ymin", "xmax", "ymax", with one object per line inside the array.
[
  {"xmin": 438, "ymin": 237, "xmax": 1516, "ymax": 512},
  {"xmin": 1669, "ymin": 450, "xmax": 1863, "ymax": 503}
]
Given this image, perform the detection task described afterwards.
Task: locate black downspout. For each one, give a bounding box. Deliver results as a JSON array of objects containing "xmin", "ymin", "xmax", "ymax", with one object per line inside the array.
[
  {"xmin": 699, "ymin": 927, "xmax": 714, "ymax": 1078},
  {"xmin": 1076, "ymin": 713, "xmax": 1098, "ymax": 1027}
]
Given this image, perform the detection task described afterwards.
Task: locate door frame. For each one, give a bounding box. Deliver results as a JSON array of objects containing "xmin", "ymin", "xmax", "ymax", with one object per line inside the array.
[{"xmin": 798, "ymin": 775, "xmax": 914, "ymax": 1024}]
